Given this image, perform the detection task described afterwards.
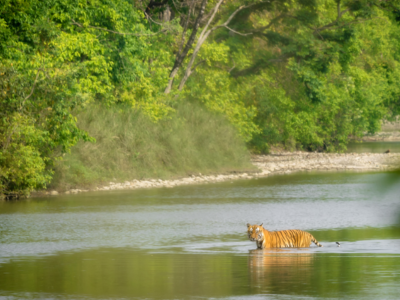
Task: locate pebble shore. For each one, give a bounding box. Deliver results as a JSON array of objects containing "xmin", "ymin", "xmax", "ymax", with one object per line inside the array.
[{"xmin": 45, "ymin": 151, "xmax": 400, "ymax": 196}]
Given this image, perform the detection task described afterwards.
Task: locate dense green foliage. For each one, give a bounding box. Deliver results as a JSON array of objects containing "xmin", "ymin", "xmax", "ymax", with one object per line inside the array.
[
  {"xmin": 185, "ymin": 0, "xmax": 400, "ymax": 152},
  {"xmin": 1, "ymin": 0, "xmax": 400, "ymax": 197},
  {"xmin": 231, "ymin": 0, "xmax": 400, "ymax": 152},
  {"xmin": 0, "ymin": 0, "xmax": 170, "ymax": 197}
]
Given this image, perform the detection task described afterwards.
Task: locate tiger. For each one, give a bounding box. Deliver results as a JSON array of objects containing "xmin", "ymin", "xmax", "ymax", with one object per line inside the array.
[{"xmin": 247, "ymin": 223, "xmax": 323, "ymax": 249}]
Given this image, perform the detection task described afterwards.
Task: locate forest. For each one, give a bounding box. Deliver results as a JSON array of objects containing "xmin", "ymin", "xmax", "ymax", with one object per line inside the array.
[{"xmin": 1, "ymin": 0, "xmax": 400, "ymax": 198}]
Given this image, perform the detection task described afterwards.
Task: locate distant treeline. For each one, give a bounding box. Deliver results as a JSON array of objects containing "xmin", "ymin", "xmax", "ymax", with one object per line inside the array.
[{"xmin": 1, "ymin": 0, "xmax": 400, "ymax": 197}]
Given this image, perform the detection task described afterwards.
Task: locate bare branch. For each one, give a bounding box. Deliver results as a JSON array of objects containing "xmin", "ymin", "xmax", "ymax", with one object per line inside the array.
[
  {"xmin": 198, "ymin": 0, "xmax": 225, "ymax": 42},
  {"xmin": 165, "ymin": 0, "xmax": 209, "ymax": 94},
  {"xmin": 177, "ymin": 1, "xmax": 271, "ymax": 91},
  {"xmin": 222, "ymin": 25, "xmax": 253, "ymax": 36},
  {"xmin": 228, "ymin": 61, "xmax": 236, "ymax": 73},
  {"xmin": 222, "ymin": 3, "xmax": 257, "ymax": 26},
  {"xmin": 209, "ymin": 1, "xmax": 272, "ymax": 36}
]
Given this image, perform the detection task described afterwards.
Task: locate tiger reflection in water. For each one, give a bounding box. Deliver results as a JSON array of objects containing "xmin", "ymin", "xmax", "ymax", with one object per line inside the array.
[
  {"xmin": 248, "ymin": 248, "xmax": 315, "ymax": 290},
  {"xmin": 247, "ymin": 223, "xmax": 323, "ymax": 249}
]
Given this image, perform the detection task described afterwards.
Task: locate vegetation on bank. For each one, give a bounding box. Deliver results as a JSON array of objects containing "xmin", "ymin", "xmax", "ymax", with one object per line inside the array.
[
  {"xmin": 1, "ymin": 0, "xmax": 400, "ymax": 198},
  {"xmin": 50, "ymin": 102, "xmax": 254, "ymax": 191}
]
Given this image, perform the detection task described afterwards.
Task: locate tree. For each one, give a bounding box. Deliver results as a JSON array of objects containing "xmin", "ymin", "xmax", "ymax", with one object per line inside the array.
[{"xmin": 0, "ymin": 0, "xmax": 154, "ymax": 197}]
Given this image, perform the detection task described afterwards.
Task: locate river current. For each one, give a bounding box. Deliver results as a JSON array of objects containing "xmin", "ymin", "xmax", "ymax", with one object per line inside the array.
[{"xmin": 1, "ymin": 171, "xmax": 400, "ymax": 299}]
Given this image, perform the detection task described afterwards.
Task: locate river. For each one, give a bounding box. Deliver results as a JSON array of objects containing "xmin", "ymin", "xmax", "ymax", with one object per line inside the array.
[
  {"xmin": 347, "ymin": 141, "xmax": 400, "ymax": 153},
  {"xmin": 1, "ymin": 170, "xmax": 400, "ymax": 299}
]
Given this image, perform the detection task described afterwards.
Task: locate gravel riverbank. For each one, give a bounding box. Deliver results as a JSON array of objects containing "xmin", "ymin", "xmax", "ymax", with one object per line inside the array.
[{"xmin": 44, "ymin": 151, "xmax": 400, "ymax": 196}]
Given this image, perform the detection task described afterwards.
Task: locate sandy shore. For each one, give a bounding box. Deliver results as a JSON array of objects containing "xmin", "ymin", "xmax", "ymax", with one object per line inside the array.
[
  {"xmin": 44, "ymin": 151, "xmax": 400, "ymax": 196},
  {"xmin": 251, "ymin": 152, "xmax": 399, "ymax": 175}
]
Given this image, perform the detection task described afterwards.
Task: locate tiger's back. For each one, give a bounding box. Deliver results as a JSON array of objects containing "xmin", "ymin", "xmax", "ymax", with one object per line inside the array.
[{"xmin": 267, "ymin": 229, "xmax": 319, "ymax": 248}]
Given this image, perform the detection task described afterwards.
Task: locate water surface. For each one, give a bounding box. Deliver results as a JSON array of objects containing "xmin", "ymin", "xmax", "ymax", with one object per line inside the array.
[
  {"xmin": 347, "ymin": 141, "xmax": 400, "ymax": 153},
  {"xmin": 1, "ymin": 171, "xmax": 400, "ymax": 299}
]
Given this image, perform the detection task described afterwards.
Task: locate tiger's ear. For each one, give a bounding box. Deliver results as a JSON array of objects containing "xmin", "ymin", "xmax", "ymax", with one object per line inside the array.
[
  {"xmin": 246, "ymin": 223, "xmax": 251, "ymax": 228},
  {"xmin": 259, "ymin": 223, "xmax": 263, "ymax": 227}
]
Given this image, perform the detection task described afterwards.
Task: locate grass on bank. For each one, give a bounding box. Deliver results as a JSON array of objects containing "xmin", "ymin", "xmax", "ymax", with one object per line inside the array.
[{"xmin": 50, "ymin": 102, "xmax": 255, "ymax": 191}]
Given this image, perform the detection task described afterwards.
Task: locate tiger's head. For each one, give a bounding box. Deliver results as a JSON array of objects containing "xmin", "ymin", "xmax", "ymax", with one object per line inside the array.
[{"xmin": 247, "ymin": 223, "xmax": 264, "ymax": 242}]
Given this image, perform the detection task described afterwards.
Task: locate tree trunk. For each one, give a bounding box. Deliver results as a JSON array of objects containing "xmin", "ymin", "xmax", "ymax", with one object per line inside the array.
[
  {"xmin": 178, "ymin": 0, "xmax": 247, "ymax": 91},
  {"xmin": 164, "ymin": 0, "xmax": 208, "ymax": 94}
]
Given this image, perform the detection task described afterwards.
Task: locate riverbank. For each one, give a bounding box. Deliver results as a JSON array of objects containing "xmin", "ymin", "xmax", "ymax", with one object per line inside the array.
[
  {"xmin": 40, "ymin": 151, "xmax": 400, "ymax": 196},
  {"xmin": 28, "ymin": 117, "xmax": 400, "ymax": 198},
  {"xmin": 47, "ymin": 103, "xmax": 254, "ymax": 195}
]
